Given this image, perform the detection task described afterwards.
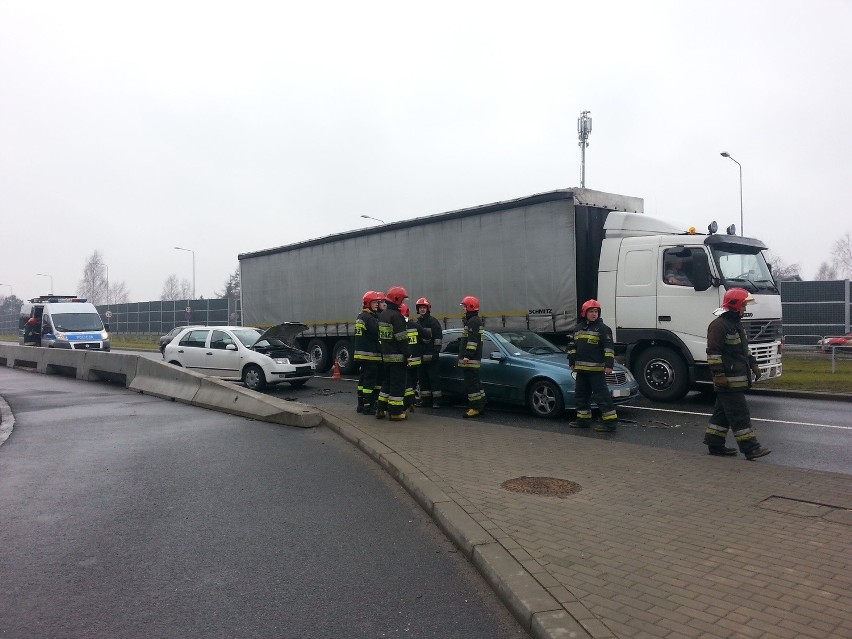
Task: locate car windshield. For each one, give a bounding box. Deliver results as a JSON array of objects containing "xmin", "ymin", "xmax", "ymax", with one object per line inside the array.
[
  {"xmin": 51, "ymin": 312, "xmax": 104, "ymax": 332},
  {"xmin": 491, "ymin": 330, "xmax": 563, "ymax": 355},
  {"xmin": 231, "ymin": 328, "xmax": 262, "ymax": 348}
]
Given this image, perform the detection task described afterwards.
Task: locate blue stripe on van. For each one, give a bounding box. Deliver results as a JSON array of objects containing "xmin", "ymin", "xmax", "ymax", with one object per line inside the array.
[{"xmin": 67, "ymin": 333, "xmax": 102, "ymax": 341}]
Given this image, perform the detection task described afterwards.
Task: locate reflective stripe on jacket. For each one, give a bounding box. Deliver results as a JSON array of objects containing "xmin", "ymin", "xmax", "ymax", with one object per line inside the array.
[
  {"xmin": 458, "ymin": 312, "xmax": 483, "ymax": 368},
  {"xmin": 354, "ymin": 308, "xmax": 381, "ymax": 361},
  {"xmin": 707, "ymin": 311, "xmax": 755, "ymax": 391},
  {"xmin": 568, "ymin": 318, "xmax": 615, "ymax": 372}
]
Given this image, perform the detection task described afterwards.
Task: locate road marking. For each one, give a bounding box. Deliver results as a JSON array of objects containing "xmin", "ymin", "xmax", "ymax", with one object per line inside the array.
[{"xmin": 625, "ymin": 405, "xmax": 852, "ymax": 431}]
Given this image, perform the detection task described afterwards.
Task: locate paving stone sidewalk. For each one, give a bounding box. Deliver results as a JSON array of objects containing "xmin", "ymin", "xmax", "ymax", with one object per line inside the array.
[{"xmin": 322, "ymin": 409, "xmax": 852, "ymax": 639}]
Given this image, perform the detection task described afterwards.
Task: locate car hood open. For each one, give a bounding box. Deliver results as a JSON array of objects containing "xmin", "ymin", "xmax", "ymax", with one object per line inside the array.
[{"xmin": 256, "ymin": 322, "xmax": 308, "ymax": 346}]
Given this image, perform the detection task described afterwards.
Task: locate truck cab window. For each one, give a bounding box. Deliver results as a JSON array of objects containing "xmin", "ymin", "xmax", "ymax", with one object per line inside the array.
[{"xmin": 663, "ymin": 250, "xmax": 693, "ymax": 286}]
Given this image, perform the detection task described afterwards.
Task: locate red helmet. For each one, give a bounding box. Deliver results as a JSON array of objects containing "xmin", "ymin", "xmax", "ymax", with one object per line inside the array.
[
  {"xmin": 722, "ymin": 288, "xmax": 755, "ymax": 314},
  {"xmin": 581, "ymin": 299, "xmax": 601, "ymax": 318},
  {"xmin": 460, "ymin": 295, "xmax": 480, "ymax": 312},
  {"xmin": 362, "ymin": 290, "xmax": 374, "ymax": 307},
  {"xmin": 415, "ymin": 297, "xmax": 431, "ymax": 311},
  {"xmin": 399, "ymin": 303, "xmax": 409, "ymax": 318},
  {"xmin": 386, "ymin": 285, "xmax": 408, "ymax": 305}
]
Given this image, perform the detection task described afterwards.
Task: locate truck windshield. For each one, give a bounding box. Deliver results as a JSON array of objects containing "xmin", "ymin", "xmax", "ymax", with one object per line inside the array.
[
  {"xmin": 51, "ymin": 313, "xmax": 105, "ymax": 332},
  {"xmin": 711, "ymin": 249, "xmax": 777, "ymax": 293}
]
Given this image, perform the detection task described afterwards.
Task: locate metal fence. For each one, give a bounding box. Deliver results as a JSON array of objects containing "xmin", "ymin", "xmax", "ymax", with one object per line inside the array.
[
  {"xmin": 777, "ymin": 280, "xmax": 851, "ymax": 346},
  {"xmin": 0, "ymin": 298, "xmax": 241, "ymax": 336}
]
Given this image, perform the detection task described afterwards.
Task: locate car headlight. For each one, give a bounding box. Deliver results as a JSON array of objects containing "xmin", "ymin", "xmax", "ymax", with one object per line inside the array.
[
  {"xmin": 101, "ymin": 331, "xmax": 109, "ymax": 340},
  {"xmin": 273, "ymin": 357, "xmax": 290, "ymax": 365},
  {"xmin": 623, "ymin": 369, "xmax": 636, "ymax": 383}
]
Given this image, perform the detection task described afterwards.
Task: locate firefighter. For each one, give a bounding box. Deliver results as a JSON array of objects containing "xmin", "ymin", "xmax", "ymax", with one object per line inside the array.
[
  {"xmin": 703, "ymin": 288, "xmax": 772, "ymax": 460},
  {"xmin": 414, "ymin": 297, "xmax": 443, "ymax": 408},
  {"xmin": 354, "ymin": 291, "xmax": 382, "ymax": 415},
  {"xmin": 377, "ymin": 286, "xmax": 411, "ymax": 421},
  {"xmin": 458, "ymin": 295, "xmax": 486, "ymax": 418},
  {"xmin": 567, "ymin": 299, "xmax": 618, "ymax": 432},
  {"xmin": 400, "ymin": 303, "xmax": 421, "ymax": 412}
]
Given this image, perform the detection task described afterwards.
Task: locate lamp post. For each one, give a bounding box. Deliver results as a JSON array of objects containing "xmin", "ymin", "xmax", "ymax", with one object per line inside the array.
[
  {"xmin": 36, "ymin": 273, "xmax": 54, "ymax": 294},
  {"xmin": 578, "ymin": 110, "xmax": 592, "ymax": 188},
  {"xmin": 174, "ymin": 246, "xmax": 196, "ymax": 299},
  {"xmin": 360, "ymin": 214, "xmax": 387, "ymax": 224},
  {"xmin": 720, "ymin": 152, "xmax": 743, "ymax": 235},
  {"xmin": 102, "ymin": 263, "xmax": 109, "ymax": 309}
]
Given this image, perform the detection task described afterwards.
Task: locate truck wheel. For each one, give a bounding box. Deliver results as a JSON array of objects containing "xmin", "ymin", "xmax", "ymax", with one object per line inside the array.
[
  {"xmin": 243, "ymin": 364, "xmax": 267, "ymax": 391},
  {"xmin": 526, "ymin": 379, "xmax": 564, "ymax": 418},
  {"xmin": 333, "ymin": 339, "xmax": 359, "ymax": 375},
  {"xmin": 307, "ymin": 339, "xmax": 331, "ymax": 373},
  {"xmin": 633, "ymin": 346, "xmax": 688, "ymax": 402}
]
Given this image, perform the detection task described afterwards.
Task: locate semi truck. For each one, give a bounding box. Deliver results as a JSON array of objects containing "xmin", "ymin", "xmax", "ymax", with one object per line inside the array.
[{"xmin": 238, "ymin": 188, "xmax": 783, "ymax": 402}]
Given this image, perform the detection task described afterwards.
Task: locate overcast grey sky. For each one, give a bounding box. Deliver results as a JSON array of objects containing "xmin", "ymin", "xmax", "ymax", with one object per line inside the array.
[{"xmin": 2, "ymin": 0, "xmax": 850, "ymax": 302}]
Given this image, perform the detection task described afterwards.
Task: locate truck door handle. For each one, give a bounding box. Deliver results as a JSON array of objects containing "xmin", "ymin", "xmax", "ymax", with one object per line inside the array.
[{"xmin": 659, "ymin": 316, "xmax": 671, "ymax": 322}]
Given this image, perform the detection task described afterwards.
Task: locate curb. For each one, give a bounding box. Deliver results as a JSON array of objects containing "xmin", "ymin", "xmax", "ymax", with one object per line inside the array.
[{"xmin": 318, "ymin": 409, "xmax": 596, "ymax": 639}]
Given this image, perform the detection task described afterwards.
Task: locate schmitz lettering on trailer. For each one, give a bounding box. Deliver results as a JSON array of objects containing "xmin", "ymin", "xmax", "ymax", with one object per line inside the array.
[{"xmin": 528, "ymin": 309, "xmax": 553, "ymax": 315}]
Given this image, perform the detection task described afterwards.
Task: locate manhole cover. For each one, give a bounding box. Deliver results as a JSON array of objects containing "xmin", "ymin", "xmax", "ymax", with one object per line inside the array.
[{"xmin": 501, "ymin": 476, "xmax": 581, "ymax": 498}]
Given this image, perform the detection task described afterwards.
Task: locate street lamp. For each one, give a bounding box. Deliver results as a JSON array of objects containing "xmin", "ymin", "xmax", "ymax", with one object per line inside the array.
[
  {"xmin": 360, "ymin": 214, "xmax": 387, "ymax": 224},
  {"xmin": 720, "ymin": 152, "xmax": 743, "ymax": 235},
  {"xmin": 174, "ymin": 246, "xmax": 196, "ymax": 299},
  {"xmin": 36, "ymin": 273, "xmax": 54, "ymax": 294}
]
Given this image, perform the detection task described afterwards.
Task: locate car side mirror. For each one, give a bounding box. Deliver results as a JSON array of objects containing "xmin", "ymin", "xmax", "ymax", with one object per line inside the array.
[
  {"xmin": 490, "ymin": 352, "xmax": 506, "ymax": 361},
  {"xmin": 226, "ymin": 343, "xmax": 237, "ymax": 351}
]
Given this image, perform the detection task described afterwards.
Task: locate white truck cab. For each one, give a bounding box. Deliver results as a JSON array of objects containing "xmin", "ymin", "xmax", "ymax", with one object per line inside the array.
[
  {"xmin": 599, "ymin": 214, "xmax": 783, "ymax": 401},
  {"xmin": 19, "ymin": 295, "xmax": 111, "ymax": 352}
]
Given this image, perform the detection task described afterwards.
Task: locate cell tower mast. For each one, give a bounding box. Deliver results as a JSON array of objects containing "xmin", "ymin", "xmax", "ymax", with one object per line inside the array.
[{"xmin": 577, "ymin": 110, "xmax": 592, "ymax": 187}]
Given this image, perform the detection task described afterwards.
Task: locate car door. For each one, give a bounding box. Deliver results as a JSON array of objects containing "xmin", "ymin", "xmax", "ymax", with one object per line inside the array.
[
  {"xmin": 207, "ymin": 329, "xmax": 242, "ymax": 378},
  {"xmin": 175, "ymin": 329, "xmax": 211, "ymax": 371},
  {"xmin": 477, "ymin": 336, "xmax": 512, "ymax": 401},
  {"xmin": 437, "ymin": 333, "xmax": 465, "ymax": 396}
]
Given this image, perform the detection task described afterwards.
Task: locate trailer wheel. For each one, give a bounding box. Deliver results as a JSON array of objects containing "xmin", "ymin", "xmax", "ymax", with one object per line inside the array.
[
  {"xmin": 333, "ymin": 339, "xmax": 359, "ymax": 375},
  {"xmin": 633, "ymin": 346, "xmax": 688, "ymax": 402},
  {"xmin": 526, "ymin": 379, "xmax": 564, "ymax": 418},
  {"xmin": 307, "ymin": 339, "xmax": 332, "ymax": 373}
]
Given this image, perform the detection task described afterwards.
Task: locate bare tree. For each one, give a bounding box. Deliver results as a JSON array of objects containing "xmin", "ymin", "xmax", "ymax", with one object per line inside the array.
[
  {"xmin": 109, "ymin": 281, "xmax": 130, "ymax": 304},
  {"xmin": 78, "ymin": 251, "xmax": 107, "ymax": 305},
  {"xmin": 765, "ymin": 252, "xmax": 801, "ymax": 281},
  {"xmin": 162, "ymin": 275, "xmax": 193, "ymax": 301},
  {"xmin": 215, "ymin": 266, "xmax": 241, "ymax": 323},
  {"xmin": 161, "ymin": 274, "xmax": 182, "ymax": 301},
  {"xmin": 814, "ymin": 261, "xmax": 839, "ymax": 281},
  {"xmin": 830, "ymin": 232, "xmax": 852, "ymax": 279}
]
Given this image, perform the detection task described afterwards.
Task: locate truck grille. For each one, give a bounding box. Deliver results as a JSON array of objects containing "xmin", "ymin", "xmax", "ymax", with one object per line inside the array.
[{"xmin": 742, "ymin": 319, "xmax": 782, "ymax": 343}]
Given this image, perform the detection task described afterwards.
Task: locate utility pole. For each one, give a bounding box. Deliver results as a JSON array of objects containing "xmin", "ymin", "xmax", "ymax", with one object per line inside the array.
[{"xmin": 578, "ymin": 110, "xmax": 592, "ymax": 187}]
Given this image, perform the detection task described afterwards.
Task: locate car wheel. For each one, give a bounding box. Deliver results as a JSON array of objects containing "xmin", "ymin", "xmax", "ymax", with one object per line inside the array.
[
  {"xmin": 288, "ymin": 379, "xmax": 308, "ymax": 387},
  {"xmin": 243, "ymin": 364, "xmax": 267, "ymax": 391},
  {"xmin": 333, "ymin": 339, "xmax": 359, "ymax": 375},
  {"xmin": 307, "ymin": 339, "xmax": 331, "ymax": 373},
  {"xmin": 633, "ymin": 346, "xmax": 689, "ymax": 402},
  {"xmin": 526, "ymin": 379, "xmax": 564, "ymax": 418}
]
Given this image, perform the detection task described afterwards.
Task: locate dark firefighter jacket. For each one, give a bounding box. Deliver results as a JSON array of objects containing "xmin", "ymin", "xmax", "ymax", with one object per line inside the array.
[
  {"xmin": 378, "ymin": 302, "xmax": 411, "ymax": 364},
  {"xmin": 354, "ymin": 308, "xmax": 381, "ymax": 362},
  {"xmin": 405, "ymin": 318, "xmax": 422, "ymax": 367},
  {"xmin": 418, "ymin": 311, "xmax": 443, "ymax": 362},
  {"xmin": 707, "ymin": 310, "xmax": 756, "ymax": 391},
  {"xmin": 568, "ymin": 317, "xmax": 615, "ymax": 372},
  {"xmin": 458, "ymin": 312, "xmax": 483, "ymax": 368}
]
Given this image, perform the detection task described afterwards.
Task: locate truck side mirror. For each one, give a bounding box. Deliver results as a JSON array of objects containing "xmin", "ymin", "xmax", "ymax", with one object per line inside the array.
[{"xmin": 691, "ymin": 254, "xmax": 713, "ymax": 292}]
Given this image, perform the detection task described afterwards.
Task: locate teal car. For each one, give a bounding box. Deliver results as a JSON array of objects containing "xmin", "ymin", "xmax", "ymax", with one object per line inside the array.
[{"xmin": 437, "ymin": 328, "xmax": 639, "ymax": 418}]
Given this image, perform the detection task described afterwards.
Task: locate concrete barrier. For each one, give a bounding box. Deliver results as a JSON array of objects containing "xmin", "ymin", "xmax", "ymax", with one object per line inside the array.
[{"xmin": 0, "ymin": 343, "xmax": 321, "ymax": 429}]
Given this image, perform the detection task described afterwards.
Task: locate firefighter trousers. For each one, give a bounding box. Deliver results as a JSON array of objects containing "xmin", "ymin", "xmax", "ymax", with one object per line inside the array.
[
  {"xmin": 704, "ymin": 391, "xmax": 761, "ymax": 453},
  {"xmin": 463, "ymin": 367, "xmax": 486, "ymax": 410},
  {"xmin": 357, "ymin": 360, "xmax": 380, "ymax": 409},
  {"xmin": 418, "ymin": 359, "xmax": 442, "ymax": 404},
  {"xmin": 574, "ymin": 371, "xmax": 617, "ymax": 425},
  {"xmin": 378, "ymin": 363, "xmax": 407, "ymax": 416}
]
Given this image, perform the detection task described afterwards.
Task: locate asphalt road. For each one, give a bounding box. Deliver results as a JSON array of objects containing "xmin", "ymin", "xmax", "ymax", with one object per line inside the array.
[
  {"xmin": 276, "ymin": 372, "xmax": 852, "ymax": 476},
  {"xmin": 0, "ymin": 368, "xmax": 526, "ymax": 639}
]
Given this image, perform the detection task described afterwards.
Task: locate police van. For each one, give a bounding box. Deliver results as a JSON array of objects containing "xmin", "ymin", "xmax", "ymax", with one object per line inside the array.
[{"xmin": 19, "ymin": 295, "xmax": 111, "ymax": 351}]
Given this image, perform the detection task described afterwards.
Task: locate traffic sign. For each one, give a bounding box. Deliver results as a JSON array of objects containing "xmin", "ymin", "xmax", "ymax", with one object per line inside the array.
[{"xmin": 105, "ymin": 310, "xmax": 113, "ymax": 319}]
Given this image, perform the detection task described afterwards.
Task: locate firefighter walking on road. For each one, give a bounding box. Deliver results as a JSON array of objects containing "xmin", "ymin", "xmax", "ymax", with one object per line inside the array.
[
  {"xmin": 568, "ymin": 299, "xmax": 618, "ymax": 432},
  {"xmin": 458, "ymin": 296, "xmax": 486, "ymax": 418},
  {"xmin": 415, "ymin": 297, "xmax": 443, "ymax": 408},
  {"xmin": 377, "ymin": 286, "xmax": 412, "ymax": 421},
  {"xmin": 354, "ymin": 291, "xmax": 382, "ymax": 415},
  {"xmin": 703, "ymin": 288, "xmax": 771, "ymax": 460}
]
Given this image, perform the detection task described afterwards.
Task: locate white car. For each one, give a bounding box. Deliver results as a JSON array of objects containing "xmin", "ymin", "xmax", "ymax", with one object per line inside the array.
[{"xmin": 163, "ymin": 323, "xmax": 315, "ymax": 390}]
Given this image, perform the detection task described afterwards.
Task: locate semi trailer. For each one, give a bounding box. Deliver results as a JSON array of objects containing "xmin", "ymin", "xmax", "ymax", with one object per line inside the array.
[{"xmin": 238, "ymin": 188, "xmax": 782, "ymax": 402}]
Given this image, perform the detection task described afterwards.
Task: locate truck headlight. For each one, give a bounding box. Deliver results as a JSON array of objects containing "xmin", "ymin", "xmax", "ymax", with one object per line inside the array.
[{"xmin": 273, "ymin": 357, "xmax": 290, "ymax": 365}]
